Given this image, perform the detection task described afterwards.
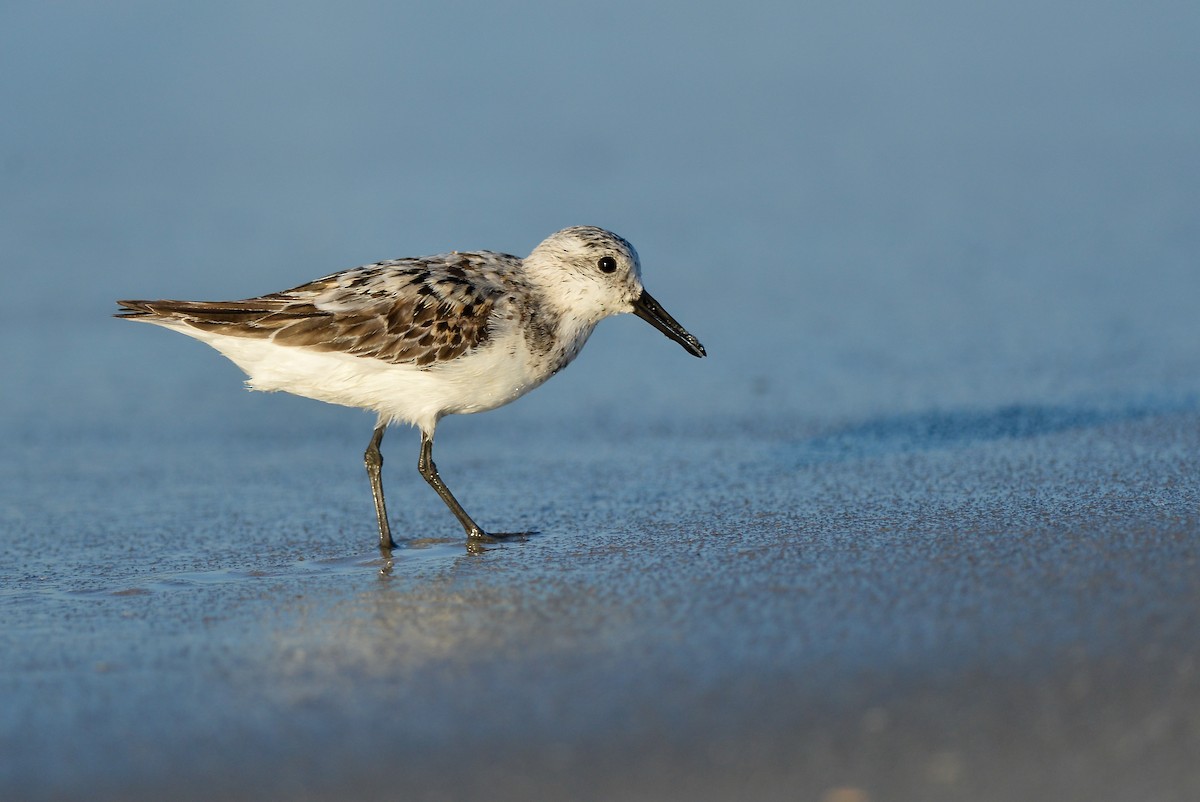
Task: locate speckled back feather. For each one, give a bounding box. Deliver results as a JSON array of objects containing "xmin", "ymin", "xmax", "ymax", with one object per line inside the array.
[{"xmin": 117, "ymin": 251, "xmax": 523, "ymax": 368}]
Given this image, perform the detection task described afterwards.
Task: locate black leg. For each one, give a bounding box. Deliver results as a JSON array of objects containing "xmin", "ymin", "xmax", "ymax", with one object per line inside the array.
[
  {"xmin": 417, "ymin": 430, "xmax": 489, "ymax": 540},
  {"xmin": 365, "ymin": 421, "xmax": 397, "ymax": 551}
]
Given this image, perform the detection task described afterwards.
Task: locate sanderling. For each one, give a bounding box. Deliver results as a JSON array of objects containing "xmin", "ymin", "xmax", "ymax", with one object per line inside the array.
[{"xmin": 117, "ymin": 226, "xmax": 705, "ymax": 551}]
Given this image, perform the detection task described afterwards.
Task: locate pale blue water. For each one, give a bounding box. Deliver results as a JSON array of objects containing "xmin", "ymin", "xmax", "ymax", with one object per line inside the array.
[{"xmin": 3, "ymin": 2, "xmax": 1200, "ymax": 800}]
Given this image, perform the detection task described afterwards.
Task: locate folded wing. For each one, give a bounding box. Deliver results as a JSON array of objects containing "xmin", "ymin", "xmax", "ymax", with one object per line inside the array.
[{"xmin": 117, "ymin": 253, "xmax": 513, "ymax": 367}]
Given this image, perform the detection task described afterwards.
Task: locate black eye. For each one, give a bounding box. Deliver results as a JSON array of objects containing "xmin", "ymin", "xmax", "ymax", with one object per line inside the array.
[{"xmin": 598, "ymin": 256, "xmax": 617, "ymax": 274}]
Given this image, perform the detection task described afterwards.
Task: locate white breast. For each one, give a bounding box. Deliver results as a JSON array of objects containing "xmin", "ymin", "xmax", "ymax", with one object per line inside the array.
[{"xmin": 149, "ymin": 318, "xmax": 568, "ymax": 433}]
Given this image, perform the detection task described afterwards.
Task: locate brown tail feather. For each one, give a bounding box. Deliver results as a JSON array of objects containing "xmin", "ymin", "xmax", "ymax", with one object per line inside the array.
[{"xmin": 114, "ymin": 298, "xmax": 318, "ymax": 324}]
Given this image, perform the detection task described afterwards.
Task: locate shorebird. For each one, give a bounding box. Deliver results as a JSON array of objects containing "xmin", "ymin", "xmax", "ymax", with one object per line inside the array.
[{"xmin": 117, "ymin": 226, "xmax": 705, "ymax": 551}]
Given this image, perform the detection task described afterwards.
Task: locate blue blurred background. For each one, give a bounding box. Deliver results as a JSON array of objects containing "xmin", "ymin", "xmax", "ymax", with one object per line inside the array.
[
  {"xmin": 4, "ymin": 0, "xmax": 1197, "ymax": 433},
  {"xmin": 3, "ymin": 3, "xmax": 1200, "ymax": 799}
]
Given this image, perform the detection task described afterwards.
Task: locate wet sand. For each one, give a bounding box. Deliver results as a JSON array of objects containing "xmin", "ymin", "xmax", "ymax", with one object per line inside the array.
[
  {"xmin": 4, "ymin": 2, "xmax": 1199, "ymax": 798},
  {"xmin": 4, "ymin": 395, "xmax": 1199, "ymax": 801}
]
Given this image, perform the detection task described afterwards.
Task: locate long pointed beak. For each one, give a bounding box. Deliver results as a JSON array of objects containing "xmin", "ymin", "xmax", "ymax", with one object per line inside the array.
[{"xmin": 632, "ymin": 289, "xmax": 706, "ymax": 358}]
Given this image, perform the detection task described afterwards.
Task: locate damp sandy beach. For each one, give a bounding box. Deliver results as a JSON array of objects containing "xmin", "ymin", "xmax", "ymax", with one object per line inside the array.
[{"xmin": 3, "ymin": 2, "xmax": 1200, "ymax": 800}]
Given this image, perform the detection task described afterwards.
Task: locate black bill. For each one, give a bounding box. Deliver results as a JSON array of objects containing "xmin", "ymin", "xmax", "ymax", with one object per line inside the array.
[{"xmin": 632, "ymin": 289, "xmax": 706, "ymax": 358}]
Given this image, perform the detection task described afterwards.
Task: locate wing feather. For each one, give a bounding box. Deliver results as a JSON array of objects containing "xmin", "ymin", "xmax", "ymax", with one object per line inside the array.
[{"xmin": 116, "ymin": 252, "xmax": 517, "ymax": 367}]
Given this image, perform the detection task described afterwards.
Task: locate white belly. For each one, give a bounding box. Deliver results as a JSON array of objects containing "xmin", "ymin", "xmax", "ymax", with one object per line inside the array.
[{"xmin": 151, "ymin": 321, "xmax": 551, "ymax": 432}]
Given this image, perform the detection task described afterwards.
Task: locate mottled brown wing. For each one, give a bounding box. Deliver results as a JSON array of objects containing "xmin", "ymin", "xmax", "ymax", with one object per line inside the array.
[{"xmin": 117, "ymin": 252, "xmax": 513, "ymax": 367}]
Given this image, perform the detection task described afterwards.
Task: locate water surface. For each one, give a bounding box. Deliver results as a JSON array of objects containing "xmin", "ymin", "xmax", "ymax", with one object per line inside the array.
[{"xmin": 3, "ymin": 2, "xmax": 1199, "ymax": 800}]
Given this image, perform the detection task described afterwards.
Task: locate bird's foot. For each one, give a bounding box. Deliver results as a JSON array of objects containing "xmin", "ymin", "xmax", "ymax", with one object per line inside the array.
[
  {"xmin": 467, "ymin": 529, "xmax": 533, "ymax": 543},
  {"xmin": 464, "ymin": 529, "xmax": 533, "ymax": 553}
]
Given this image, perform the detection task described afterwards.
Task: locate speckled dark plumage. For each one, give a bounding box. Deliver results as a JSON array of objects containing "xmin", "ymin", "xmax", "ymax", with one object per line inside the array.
[{"xmin": 117, "ymin": 251, "xmax": 527, "ymax": 369}]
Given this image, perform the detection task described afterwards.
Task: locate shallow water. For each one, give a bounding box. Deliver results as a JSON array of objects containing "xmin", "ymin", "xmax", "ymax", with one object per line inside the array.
[{"xmin": 4, "ymin": 1, "xmax": 1200, "ymax": 800}]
